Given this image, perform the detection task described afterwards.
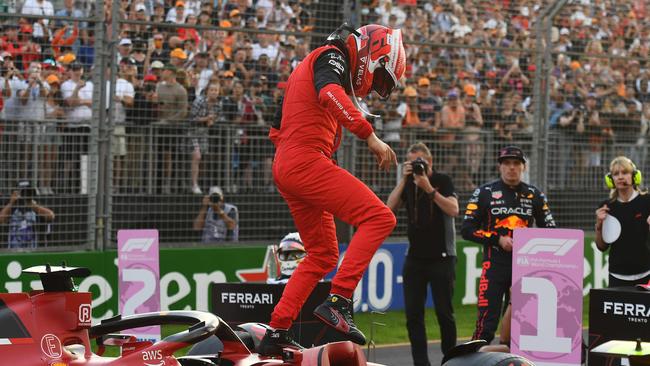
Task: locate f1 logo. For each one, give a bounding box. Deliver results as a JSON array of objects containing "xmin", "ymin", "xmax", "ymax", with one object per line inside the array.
[
  {"xmin": 40, "ymin": 334, "xmax": 62, "ymax": 358},
  {"xmin": 79, "ymin": 304, "xmax": 91, "ymax": 324},
  {"xmin": 518, "ymin": 238, "xmax": 578, "ymax": 256},
  {"xmin": 121, "ymin": 238, "xmax": 155, "ymax": 253}
]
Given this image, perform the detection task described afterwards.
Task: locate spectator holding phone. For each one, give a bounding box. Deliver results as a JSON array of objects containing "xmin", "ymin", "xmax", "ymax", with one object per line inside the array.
[{"xmin": 193, "ymin": 186, "xmax": 239, "ymax": 243}]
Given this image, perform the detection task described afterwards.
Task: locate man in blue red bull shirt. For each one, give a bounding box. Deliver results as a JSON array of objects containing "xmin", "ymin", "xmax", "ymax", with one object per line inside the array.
[{"xmin": 461, "ymin": 146, "xmax": 555, "ymax": 344}]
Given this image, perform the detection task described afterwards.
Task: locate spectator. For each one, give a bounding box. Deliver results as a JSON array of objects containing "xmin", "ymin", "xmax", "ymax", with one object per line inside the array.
[
  {"xmin": 21, "ymin": 0, "xmax": 54, "ymax": 46},
  {"xmin": 1, "ymin": 54, "xmax": 28, "ymax": 188},
  {"xmin": 495, "ymin": 93, "xmax": 525, "ymax": 143},
  {"xmin": 166, "ymin": 1, "xmax": 193, "ymax": 24},
  {"xmin": 417, "ymin": 77, "xmax": 438, "ymax": 128},
  {"xmin": 193, "ymin": 186, "xmax": 239, "ymax": 243},
  {"xmin": 130, "ymin": 39, "xmax": 147, "ymax": 79},
  {"xmin": 251, "ymin": 29, "xmax": 279, "ymax": 61},
  {"xmin": 107, "ymin": 59, "xmax": 135, "ymax": 191},
  {"xmin": 190, "ymin": 51, "xmax": 213, "ymax": 97},
  {"xmin": 583, "ymin": 93, "xmax": 612, "ymax": 183},
  {"xmin": 460, "ymin": 88, "xmax": 482, "ymax": 190},
  {"xmin": 227, "ymin": 47, "xmax": 253, "ymax": 83},
  {"xmin": 231, "ymin": 80, "xmax": 262, "ymax": 190},
  {"xmin": 181, "ymin": 36, "xmax": 198, "ymax": 62},
  {"xmin": 55, "ymin": 0, "xmax": 87, "ymax": 34},
  {"xmin": 438, "ymin": 90, "xmax": 465, "ymax": 174},
  {"xmin": 150, "ymin": 60, "xmax": 164, "ymax": 79},
  {"xmin": 1, "ymin": 54, "xmax": 27, "ymax": 121},
  {"xmin": 499, "ymin": 57, "xmax": 529, "ymax": 96},
  {"xmin": 400, "ymin": 86, "xmax": 424, "ymax": 129},
  {"xmin": 228, "ymin": 8, "xmax": 244, "ymax": 27},
  {"xmin": 126, "ymin": 73, "xmax": 158, "ymax": 192},
  {"xmin": 16, "ymin": 26, "xmax": 41, "ymax": 72},
  {"xmin": 188, "ymin": 82, "xmax": 223, "ymax": 194},
  {"xmin": 147, "ymin": 32, "xmax": 170, "ymax": 66},
  {"xmin": 61, "ymin": 61, "xmax": 92, "ymax": 121},
  {"xmin": 254, "ymin": 53, "xmax": 278, "ymax": 90},
  {"xmin": 0, "ymin": 181, "xmax": 55, "ymax": 249},
  {"xmin": 130, "ymin": 4, "xmax": 152, "ymax": 40},
  {"xmin": 169, "ymin": 47, "xmax": 188, "ymax": 68},
  {"xmin": 151, "ymin": 2, "xmax": 165, "ymax": 23},
  {"xmin": 117, "ymin": 38, "xmax": 132, "ymax": 64},
  {"xmin": 18, "ymin": 65, "xmax": 47, "ymax": 184},
  {"xmin": 155, "ymin": 64, "xmax": 188, "ymax": 194},
  {"xmin": 42, "ymin": 74, "xmax": 64, "ymax": 195},
  {"xmin": 77, "ymin": 28, "xmax": 94, "ymax": 68}
]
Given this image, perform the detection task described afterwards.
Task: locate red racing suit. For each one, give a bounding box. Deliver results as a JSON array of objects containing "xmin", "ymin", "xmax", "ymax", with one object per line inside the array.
[{"xmin": 268, "ymin": 45, "xmax": 397, "ymax": 329}]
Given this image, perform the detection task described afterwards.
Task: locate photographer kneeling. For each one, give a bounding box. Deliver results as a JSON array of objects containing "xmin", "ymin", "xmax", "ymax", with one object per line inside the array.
[
  {"xmin": 193, "ymin": 186, "xmax": 239, "ymax": 243},
  {"xmin": 387, "ymin": 142, "xmax": 459, "ymax": 363},
  {"xmin": 0, "ymin": 181, "xmax": 55, "ymax": 249}
]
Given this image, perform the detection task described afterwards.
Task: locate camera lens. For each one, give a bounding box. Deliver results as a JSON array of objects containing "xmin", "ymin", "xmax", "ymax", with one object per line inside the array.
[
  {"xmin": 412, "ymin": 158, "xmax": 426, "ymax": 175},
  {"xmin": 210, "ymin": 193, "xmax": 222, "ymax": 204}
]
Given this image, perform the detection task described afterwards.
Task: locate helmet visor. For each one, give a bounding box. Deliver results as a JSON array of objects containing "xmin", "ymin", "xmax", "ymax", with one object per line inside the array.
[
  {"xmin": 278, "ymin": 250, "xmax": 307, "ymax": 261},
  {"xmin": 371, "ymin": 65, "xmax": 397, "ymax": 99}
]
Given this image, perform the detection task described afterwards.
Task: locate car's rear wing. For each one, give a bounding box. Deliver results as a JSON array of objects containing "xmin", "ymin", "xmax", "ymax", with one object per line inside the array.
[{"xmin": 23, "ymin": 264, "xmax": 90, "ymax": 292}]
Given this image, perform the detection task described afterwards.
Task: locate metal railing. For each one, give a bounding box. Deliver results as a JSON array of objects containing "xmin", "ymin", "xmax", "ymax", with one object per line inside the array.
[{"xmin": 1, "ymin": 1, "xmax": 648, "ymax": 250}]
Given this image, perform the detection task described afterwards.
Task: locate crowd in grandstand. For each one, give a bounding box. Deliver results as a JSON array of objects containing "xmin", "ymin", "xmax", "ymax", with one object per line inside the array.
[{"xmin": 1, "ymin": 0, "xmax": 649, "ymax": 195}]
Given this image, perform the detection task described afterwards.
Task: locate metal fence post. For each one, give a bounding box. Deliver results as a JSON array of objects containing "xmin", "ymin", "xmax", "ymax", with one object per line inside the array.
[{"xmin": 91, "ymin": 0, "xmax": 106, "ymax": 251}]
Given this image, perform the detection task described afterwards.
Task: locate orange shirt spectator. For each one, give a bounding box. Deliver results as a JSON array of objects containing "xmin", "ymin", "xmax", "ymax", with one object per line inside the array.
[
  {"xmin": 401, "ymin": 86, "xmax": 422, "ymax": 127},
  {"xmin": 441, "ymin": 91, "xmax": 466, "ymax": 129},
  {"xmin": 51, "ymin": 24, "xmax": 78, "ymax": 58}
]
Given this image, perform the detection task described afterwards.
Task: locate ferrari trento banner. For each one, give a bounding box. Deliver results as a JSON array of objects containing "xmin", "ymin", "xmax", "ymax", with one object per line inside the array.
[
  {"xmin": 118, "ymin": 229, "xmax": 161, "ymax": 342},
  {"xmin": 511, "ymin": 228, "xmax": 584, "ymax": 366}
]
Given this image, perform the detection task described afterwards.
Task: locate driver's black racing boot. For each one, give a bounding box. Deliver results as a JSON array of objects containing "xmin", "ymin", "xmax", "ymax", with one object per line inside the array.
[
  {"xmin": 258, "ymin": 328, "xmax": 303, "ymax": 356},
  {"xmin": 313, "ymin": 294, "xmax": 366, "ymax": 345}
]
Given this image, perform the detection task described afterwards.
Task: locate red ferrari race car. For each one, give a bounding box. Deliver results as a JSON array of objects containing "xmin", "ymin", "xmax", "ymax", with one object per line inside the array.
[{"xmin": 0, "ymin": 264, "xmax": 385, "ymax": 366}]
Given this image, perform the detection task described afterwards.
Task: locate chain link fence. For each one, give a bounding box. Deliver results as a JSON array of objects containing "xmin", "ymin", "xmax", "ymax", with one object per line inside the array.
[{"xmin": 1, "ymin": 0, "xmax": 648, "ymax": 250}]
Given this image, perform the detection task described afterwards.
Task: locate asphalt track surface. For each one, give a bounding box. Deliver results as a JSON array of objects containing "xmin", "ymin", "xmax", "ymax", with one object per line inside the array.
[
  {"xmin": 369, "ymin": 330, "xmax": 591, "ymax": 366},
  {"xmin": 368, "ymin": 340, "xmax": 445, "ymax": 366}
]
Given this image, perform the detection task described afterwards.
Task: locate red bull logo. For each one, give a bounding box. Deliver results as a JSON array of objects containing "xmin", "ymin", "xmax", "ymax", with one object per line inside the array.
[
  {"xmin": 494, "ymin": 215, "xmax": 529, "ymax": 231},
  {"xmin": 478, "ymin": 261, "xmax": 491, "ymax": 307}
]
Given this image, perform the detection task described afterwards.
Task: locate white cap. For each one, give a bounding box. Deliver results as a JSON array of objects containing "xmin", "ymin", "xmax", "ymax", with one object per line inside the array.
[
  {"xmin": 119, "ymin": 38, "xmax": 132, "ymax": 46},
  {"xmin": 151, "ymin": 60, "xmax": 164, "ymax": 69},
  {"xmin": 209, "ymin": 186, "xmax": 223, "ymax": 197},
  {"xmin": 560, "ymin": 27, "xmax": 570, "ymax": 36},
  {"xmin": 135, "ymin": 3, "xmax": 146, "ymax": 12}
]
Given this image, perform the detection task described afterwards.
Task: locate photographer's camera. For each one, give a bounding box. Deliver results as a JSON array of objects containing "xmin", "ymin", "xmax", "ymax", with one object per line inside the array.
[
  {"xmin": 210, "ymin": 192, "xmax": 223, "ymax": 204},
  {"xmin": 412, "ymin": 157, "xmax": 427, "ymax": 176}
]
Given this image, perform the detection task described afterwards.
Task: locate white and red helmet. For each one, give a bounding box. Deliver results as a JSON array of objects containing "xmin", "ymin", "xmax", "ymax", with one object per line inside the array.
[
  {"xmin": 346, "ymin": 24, "xmax": 406, "ymax": 98},
  {"xmin": 276, "ymin": 232, "xmax": 306, "ymax": 278}
]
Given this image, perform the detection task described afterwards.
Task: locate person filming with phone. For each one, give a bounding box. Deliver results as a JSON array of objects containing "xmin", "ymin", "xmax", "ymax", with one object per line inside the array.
[
  {"xmin": 193, "ymin": 186, "xmax": 239, "ymax": 243},
  {"xmin": 595, "ymin": 156, "xmax": 650, "ymax": 287},
  {"xmin": 0, "ymin": 180, "xmax": 55, "ymax": 249},
  {"xmin": 387, "ymin": 142, "xmax": 459, "ymax": 363}
]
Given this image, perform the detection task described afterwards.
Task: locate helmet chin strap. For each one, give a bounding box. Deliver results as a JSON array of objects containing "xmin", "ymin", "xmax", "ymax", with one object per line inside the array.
[{"xmin": 348, "ymin": 74, "xmax": 380, "ymax": 119}]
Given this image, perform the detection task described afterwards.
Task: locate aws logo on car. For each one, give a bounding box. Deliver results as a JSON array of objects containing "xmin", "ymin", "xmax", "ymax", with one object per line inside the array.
[{"xmin": 142, "ymin": 349, "xmax": 163, "ymax": 366}]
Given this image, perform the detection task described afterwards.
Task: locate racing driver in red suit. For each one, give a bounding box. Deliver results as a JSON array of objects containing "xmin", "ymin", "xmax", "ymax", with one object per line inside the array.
[{"xmin": 259, "ymin": 24, "xmax": 406, "ymax": 355}]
